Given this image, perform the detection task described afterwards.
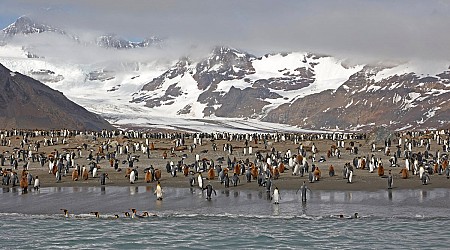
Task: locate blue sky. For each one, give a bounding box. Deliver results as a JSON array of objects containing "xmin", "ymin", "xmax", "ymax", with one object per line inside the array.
[{"xmin": 1, "ymin": 0, "xmax": 450, "ymax": 61}]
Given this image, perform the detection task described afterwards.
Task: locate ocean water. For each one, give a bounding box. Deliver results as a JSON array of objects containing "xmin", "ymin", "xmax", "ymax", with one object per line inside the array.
[{"xmin": 1, "ymin": 186, "xmax": 450, "ymax": 249}]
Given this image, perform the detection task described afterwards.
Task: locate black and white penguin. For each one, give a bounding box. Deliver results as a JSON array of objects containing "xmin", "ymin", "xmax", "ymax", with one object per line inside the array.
[
  {"xmin": 245, "ymin": 168, "xmax": 251, "ymax": 182},
  {"xmin": 308, "ymin": 171, "xmax": 314, "ymax": 183},
  {"xmin": 224, "ymin": 173, "xmax": 230, "ymax": 188},
  {"xmin": 154, "ymin": 181, "xmax": 163, "ymax": 200},
  {"xmin": 60, "ymin": 209, "xmax": 69, "ymax": 218},
  {"xmin": 273, "ymin": 187, "xmax": 280, "ymax": 204},
  {"xmin": 231, "ymin": 173, "xmax": 240, "ymax": 186},
  {"xmin": 387, "ymin": 170, "xmax": 393, "ymax": 189},
  {"xmin": 296, "ymin": 181, "xmax": 311, "ymax": 202},
  {"xmin": 100, "ymin": 173, "xmax": 109, "ymax": 185},
  {"xmin": 421, "ymin": 172, "xmax": 430, "ymax": 185},
  {"xmin": 90, "ymin": 211, "xmax": 100, "ymax": 218},
  {"xmin": 347, "ymin": 170, "xmax": 353, "ymax": 183},
  {"xmin": 203, "ymin": 183, "xmax": 217, "ymax": 200}
]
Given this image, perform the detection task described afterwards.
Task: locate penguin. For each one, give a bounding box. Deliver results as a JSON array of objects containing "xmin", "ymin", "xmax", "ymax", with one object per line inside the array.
[
  {"xmin": 72, "ymin": 169, "xmax": 78, "ymax": 181},
  {"xmin": 245, "ymin": 168, "xmax": 251, "ymax": 182},
  {"xmin": 231, "ymin": 173, "xmax": 240, "ymax": 186},
  {"xmin": 348, "ymin": 170, "xmax": 353, "ymax": 183},
  {"xmin": 61, "ymin": 209, "xmax": 69, "ymax": 218},
  {"xmin": 55, "ymin": 170, "xmax": 61, "ymax": 183},
  {"xmin": 100, "ymin": 173, "xmax": 109, "ymax": 185},
  {"xmin": 329, "ymin": 165, "xmax": 335, "ymax": 177},
  {"xmin": 421, "ymin": 172, "xmax": 430, "ymax": 185},
  {"xmin": 145, "ymin": 170, "xmax": 152, "ymax": 183},
  {"xmin": 273, "ymin": 187, "xmax": 280, "ymax": 204},
  {"xmin": 33, "ymin": 176, "xmax": 40, "ymax": 190},
  {"xmin": 387, "ymin": 170, "xmax": 393, "ymax": 189},
  {"xmin": 82, "ymin": 166, "xmax": 88, "ymax": 180},
  {"xmin": 308, "ymin": 171, "xmax": 314, "ymax": 183},
  {"xmin": 130, "ymin": 170, "xmax": 136, "ymax": 184},
  {"xmin": 141, "ymin": 211, "xmax": 157, "ymax": 217},
  {"xmin": 123, "ymin": 212, "xmax": 131, "ymax": 218},
  {"xmin": 154, "ymin": 169, "xmax": 161, "ymax": 181},
  {"xmin": 419, "ymin": 166, "xmax": 425, "ymax": 180},
  {"xmin": 90, "ymin": 211, "xmax": 100, "ymax": 218},
  {"xmin": 203, "ymin": 182, "xmax": 217, "ymax": 200},
  {"xmin": 154, "ymin": 181, "xmax": 163, "ymax": 200},
  {"xmin": 130, "ymin": 209, "xmax": 140, "ymax": 218},
  {"xmin": 92, "ymin": 167, "xmax": 98, "ymax": 178},
  {"xmin": 20, "ymin": 176, "xmax": 28, "ymax": 194},
  {"xmin": 378, "ymin": 164, "xmax": 384, "ymax": 176},
  {"xmin": 27, "ymin": 172, "xmax": 33, "ymax": 185},
  {"xmin": 266, "ymin": 177, "xmax": 272, "ymax": 194},
  {"xmin": 189, "ymin": 173, "xmax": 196, "ymax": 187},
  {"xmin": 224, "ymin": 173, "xmax": 230, "ymax": 188},
  {"xmin": 296, "ymin": 181, "xmax": 311, "ymax": 202},
  {"xmin": 207, "ymin": 167, "xmax": 215, "ymax": 180},
  {"xmin": 197, "ymin": 173, "xmax": 204, "ymax": 189},
  {"xmin": 292, "ymin": 163, "xmax": 299, "ymax": 176}
]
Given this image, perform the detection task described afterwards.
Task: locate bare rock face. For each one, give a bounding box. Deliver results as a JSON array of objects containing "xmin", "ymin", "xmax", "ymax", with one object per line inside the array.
[
  {"xmin": 264, "ymin": 66, "xmax": 450, "ymax": 130},
  {"xmin": 0, "ymin": 64, "xmax": 113, "ymax": 130}
]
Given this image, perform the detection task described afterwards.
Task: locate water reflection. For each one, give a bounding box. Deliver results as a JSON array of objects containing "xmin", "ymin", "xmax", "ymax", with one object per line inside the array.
[{"xmin": 272, "ymin": 203, "xmax": 280, "ymax": 216}]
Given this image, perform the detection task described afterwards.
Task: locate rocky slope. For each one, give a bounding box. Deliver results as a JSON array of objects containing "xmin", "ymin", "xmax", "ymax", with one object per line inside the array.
[
  {"xmin": 0, "ymin": 63, "xmax": 114, "ymax": 130},
  {"xmin": 2, "ymin": 16, "xmax": 450, "ymax": 132}
]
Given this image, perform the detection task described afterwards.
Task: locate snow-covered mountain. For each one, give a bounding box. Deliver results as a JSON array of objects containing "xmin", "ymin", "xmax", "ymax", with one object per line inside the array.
[
  {"xmin": 2, "ymin": 16, "xmax": 66, "ymax": 37},
  {"xmin": 1, "ymin": 16, "xmax": 450, "ymax": 132}
]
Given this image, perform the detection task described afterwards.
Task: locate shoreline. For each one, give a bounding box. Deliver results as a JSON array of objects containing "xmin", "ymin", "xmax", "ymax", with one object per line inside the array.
[{"xmin": 1, "ymin": 130, "xmax": 449, "ymax": 194}]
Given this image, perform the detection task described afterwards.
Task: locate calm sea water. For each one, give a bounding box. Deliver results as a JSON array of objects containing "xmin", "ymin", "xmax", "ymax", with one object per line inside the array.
[{"xmin": 1, "ymin": 186, "xmax": 450, "ymax": 249}]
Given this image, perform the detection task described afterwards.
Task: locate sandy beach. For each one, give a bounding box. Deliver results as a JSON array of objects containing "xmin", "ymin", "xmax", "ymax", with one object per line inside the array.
[{"xmin": 1, "ymin": 130, "xmax": 449, "ymax": 192}]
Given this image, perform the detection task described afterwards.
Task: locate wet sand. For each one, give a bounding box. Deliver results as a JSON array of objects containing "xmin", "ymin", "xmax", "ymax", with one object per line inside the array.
[{"xmin": 1, "ymin": 132, "xmax": 449, "ymax": 192}]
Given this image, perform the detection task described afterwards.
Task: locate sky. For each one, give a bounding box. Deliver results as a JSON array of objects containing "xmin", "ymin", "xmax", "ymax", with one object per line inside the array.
[{"xmin": 1, "ymin": 0, "xmax": 450, "ymax": 63}]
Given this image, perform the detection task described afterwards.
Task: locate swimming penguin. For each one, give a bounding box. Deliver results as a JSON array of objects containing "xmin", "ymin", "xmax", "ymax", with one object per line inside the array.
[
  {"xmin": 61, "ymin": 209, "xmax": 69, "ymax": 218},
  {"xmin": 90, "ymin": 211, "xmax": 100, "ymax": 218},
  {"xmin": 130, "ymin": 209, "xmax": 140, "ymax": 218},
  {"xmin": 387, "ymin": 170, "xmax": 393, "ymax": 189},
  {"xmin": 296, "ymin": 181, "xmax": 311, "ymax": 202},
  {"xmin": 141, "ymin": 211, "xmax": 157, "ymax": 217},
  {"xmin": 197, "ymin": 173, "xmax": 204, "ymax": 189},
  {"xmin": 130, "ymin": 170, "xmax": 136, "ymax": 184},
  {"xmin": 154, "ymin": 181, "xmax": 163, "ymax": 200},
  {"xmin": 100, "ymin": 173, "xmax": 109, "ymax": 185},
  {"xmin": 273, "ymin": 187, "xmax": 281, "ymax": 204},
  {"xmin": 123, "ymin": 211, "xmax": 131, "ymax": 217},
  {"xmin": 203, "ymin": 182, "xmax": 217, "ymax": 200}
]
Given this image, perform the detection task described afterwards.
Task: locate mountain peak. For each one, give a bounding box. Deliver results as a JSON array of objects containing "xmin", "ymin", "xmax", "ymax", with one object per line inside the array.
[
  {"xmin": 2, "ymin": 16, "xmax": 65, "ymax": 37},
  {"xmin": 96, "ymin": 34, "xmax": 164, "ymax": 49}
]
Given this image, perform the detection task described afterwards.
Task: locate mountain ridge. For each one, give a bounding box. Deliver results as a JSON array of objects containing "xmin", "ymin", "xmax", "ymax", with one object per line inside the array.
[{"xmin": 1, "ymin": 16, "xmax": 450, "ymax": 132}]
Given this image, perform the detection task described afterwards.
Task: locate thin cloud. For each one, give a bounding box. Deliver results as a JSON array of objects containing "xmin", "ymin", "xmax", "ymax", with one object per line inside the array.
[{"xmin": 1, "ymin": 0, "xmax": 450, "ymax": 63}]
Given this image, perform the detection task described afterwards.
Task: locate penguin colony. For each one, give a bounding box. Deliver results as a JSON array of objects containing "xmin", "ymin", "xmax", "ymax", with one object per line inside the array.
[{"xmin": 2, "ymin": 128, "xmax": 450, "ymax": 215}]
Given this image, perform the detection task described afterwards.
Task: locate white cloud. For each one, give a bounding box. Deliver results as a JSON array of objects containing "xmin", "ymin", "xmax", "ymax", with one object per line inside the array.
[{"xmin": 1, "ymin": 0, "xmax": 450, "ymax": 63}]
